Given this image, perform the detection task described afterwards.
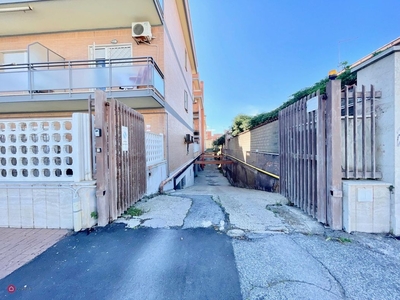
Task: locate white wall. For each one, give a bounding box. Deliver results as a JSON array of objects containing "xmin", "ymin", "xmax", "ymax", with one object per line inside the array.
[
  {"xmin": 0, "ymin": 113, "xmax": 96, "ymax": 231},
  {"xmin": 146, "ymin": 162, "xmax": 167, "ymax": 195},
  {"xmin": 175, "ymin": 165, "xmax": 195, "ymax": 190},
  {"xmin": 356, "ymin": 49, "xmax": 400, "ymax": 235},
  {"xmin": 0, "ymin": 182, "xmax": 96, "ymax": 231}
]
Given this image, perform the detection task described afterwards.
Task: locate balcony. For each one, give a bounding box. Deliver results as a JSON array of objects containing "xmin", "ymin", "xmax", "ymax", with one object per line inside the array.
[{"xmin": 0, "ymin": 57, "xmax": 165, "ymax": 113}]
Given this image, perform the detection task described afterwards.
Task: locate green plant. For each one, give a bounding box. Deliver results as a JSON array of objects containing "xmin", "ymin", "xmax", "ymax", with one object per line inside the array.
[
  {"xmin": 231, "ymin": 114, "xmax": 252, "ymax": 136},
  {"xmin": 126, "ymin": 207, "xmax": 144, "ymax": 217},
  {"xmin": 338, "ymin": 237, "xmax": 352, "ymax": 243},
  {"xmin": 326, "ymin": 236, "xmax": 351, "ymax": 243},
  {"xmin": 372, "ymin": 50, "xmax": 383, "ymax": 57},
  {"xmin": 90, "ymin": 211, "xmax": 98, "ymax": 219},
  {"xmin": 213, "ymin": 135, "xmax": 226, "ymax": 147},
  {"xmin": 226, "ymin": 65, "xmax": 357, "ymax": 132}
]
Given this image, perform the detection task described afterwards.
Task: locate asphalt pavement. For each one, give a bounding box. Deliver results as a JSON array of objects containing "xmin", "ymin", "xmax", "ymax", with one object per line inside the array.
[
  {"xmin": 1, "ymin": 225, "xmax": 241, "ymax": 300},
  {"xmin": 1, "ymin": 163, "xmax": 400, "ymax": 300}
]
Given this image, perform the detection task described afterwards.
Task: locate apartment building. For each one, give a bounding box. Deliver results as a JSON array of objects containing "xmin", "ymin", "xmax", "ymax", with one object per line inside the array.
[
  {"xmin": 0, "ymin": 0, "xmax": 205, "ymax": 230},
  {"xmin": 192, "ymin": 73, "xmax": 206, "ymax": 154}
]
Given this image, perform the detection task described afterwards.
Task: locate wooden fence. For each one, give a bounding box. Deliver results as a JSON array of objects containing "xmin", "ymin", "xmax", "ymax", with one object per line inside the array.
[{"xmin": 92, "ymin": 90, "xmax": 146, "ymax": 226}]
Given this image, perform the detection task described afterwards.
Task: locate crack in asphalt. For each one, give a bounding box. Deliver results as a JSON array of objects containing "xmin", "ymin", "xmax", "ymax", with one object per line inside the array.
[{"xmin": 289, "ymin": 235, "xmax": 347, "ymax": 299}]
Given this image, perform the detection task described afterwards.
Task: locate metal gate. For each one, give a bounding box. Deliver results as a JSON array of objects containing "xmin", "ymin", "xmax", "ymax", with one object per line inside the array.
[
  {"xmin": 279, "ymin": 80, "xmax": 342, "ymax": 229},
  {"xmin": 91, "ymin": 90, "xmax": 146, "ymax": 226},
  {"xmin": 279, "ymin": 80, "xmax": 381, "ymax": 229}
]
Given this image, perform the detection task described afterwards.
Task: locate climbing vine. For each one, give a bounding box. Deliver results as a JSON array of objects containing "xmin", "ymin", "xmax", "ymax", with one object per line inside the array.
[{"xmin": 228, "ymin": 66, "xmax": 357, "ymax": 135}]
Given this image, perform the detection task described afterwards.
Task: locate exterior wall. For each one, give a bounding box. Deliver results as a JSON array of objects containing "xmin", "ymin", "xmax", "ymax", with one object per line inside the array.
[
  {"xmin": 223, "ymin": 152, "xmax": 279, "ymax": 192},
  {"xmin": 250, "ymin": 121, "xmax": 279, "ymax": 153},
  {"xmin": 356, "ymin": 51, "xmax": 400, "ymax": 235},
  {"xmin": 342, "ymin": 180, "xmax": 391, "ymax": 233},
  {"xmin": 145, "ymin": 132, "xmax": 167, "ymax": 195},
  {"xmin": 163, "ymin": 0, "xmax": 196, "ymax": 173},
  {"xmin": 0, "ymin": 113, "xmax": 96, "ymax": 231},
  {"xmin": 224, "ymin": 120, "xmax": 280, "ymax": 191},
  {"xmin": 0, "ymin": 182, "xmax": 96, "ymax": 231},
  {"xmin": 226, "ymin": 120, "xmax": 280, "ymax": 160},
  {"xmin": 146, "ymin": 162, "xmax": 167, "ymax": 195},
  {"xmin": 0, "ymin": 27, "xmax": 164, "ymax": 70},
  {"xmin": 193, "ymin": 74, "xmax": 206, "ymax": 153},
  {"xmin": 174, "ymin": 164, "xmax": 195, "ymax": 190},
  {"xmin": 227, "ymin": 131, "xmax": 251, "ymax": 161},
  {"xmin": 168, "ymin": 113, "xmax": 194, "ymax": 173}
]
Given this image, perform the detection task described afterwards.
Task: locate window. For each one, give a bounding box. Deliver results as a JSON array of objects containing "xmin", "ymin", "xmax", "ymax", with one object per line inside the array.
[{"xmin": 184, "ymin": 90, "xmax": 188, "ymax": 112}]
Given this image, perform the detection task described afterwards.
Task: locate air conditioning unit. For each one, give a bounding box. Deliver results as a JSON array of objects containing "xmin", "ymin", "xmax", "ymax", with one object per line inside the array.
[{"xmin": 132, "ymin": 22, "xmax": 152, "ymax": 38}]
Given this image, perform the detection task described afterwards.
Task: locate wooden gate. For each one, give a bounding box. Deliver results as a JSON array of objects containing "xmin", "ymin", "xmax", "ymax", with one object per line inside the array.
[
  {"xmin": 91, "ymin": 90, "xmax": 146, "ymax": 226},
  {"xmin": 279, "ymin": 80, "xmax": 342, "ymax": 229}
]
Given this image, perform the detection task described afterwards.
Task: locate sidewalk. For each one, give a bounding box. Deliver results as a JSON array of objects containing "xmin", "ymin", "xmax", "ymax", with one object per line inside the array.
[{"xmin": 0, "ymin": 228, "xmax": 69, "ymax": 280}]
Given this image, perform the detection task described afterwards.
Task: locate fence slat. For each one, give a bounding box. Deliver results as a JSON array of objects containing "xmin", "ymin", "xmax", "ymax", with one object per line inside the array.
[
  {"xmin": 317, "ymin": 93, "xmax": 327, "ymax": 223},
  {"xmin": 353, "ymin": 85, "xmax": 358, "ymax": 178},
  {"xmin": 371, "ymin": 85, "xmax": 376, "ymax": 178},
  {"xmin": 312, "ymin": 108, "xmax": 317, "ymax": 217},
  {"xmin": 108, "ymin": 99, "xmax": 117, "ymax": 220},
  {"xmin": 94, "ymin": 90, "xmax": 110, "ymax": 226},
  {"xmin": 344, "ymin": 86, "xmax": 349, "ymax": 178},
  {"xmin": 362, "ymin": 85, "xmax": 367, "ymax": 178}
]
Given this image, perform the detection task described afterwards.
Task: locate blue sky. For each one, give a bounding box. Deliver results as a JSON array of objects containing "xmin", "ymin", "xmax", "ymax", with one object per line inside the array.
[{"xmin": 189, "ymin": 0, "xmax": 400, "ymax": 134}]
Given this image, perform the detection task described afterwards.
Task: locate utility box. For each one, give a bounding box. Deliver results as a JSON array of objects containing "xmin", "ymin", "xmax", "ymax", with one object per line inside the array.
[{"xmin": 342, "ymin": 180, "xmax": 391, "ymax": 233}]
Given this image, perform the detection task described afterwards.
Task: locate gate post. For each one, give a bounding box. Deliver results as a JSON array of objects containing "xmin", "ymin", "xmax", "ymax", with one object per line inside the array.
[
  {"xmin": 94, "ymin": 90, "xmax": 110, "ymax": 226},
  {"xmin": 326, "ymin": 79, "xmax": 343, "ymax": 230}
]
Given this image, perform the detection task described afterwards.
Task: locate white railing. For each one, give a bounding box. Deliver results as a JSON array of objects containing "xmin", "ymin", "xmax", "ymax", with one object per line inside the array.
[
  {"xmin": 0, "ymin": 57, "xmax": 164, "ymax": 97},
  {"xmin": 145, "ymin": 132, "xmax": 164, "ymax": 166}
]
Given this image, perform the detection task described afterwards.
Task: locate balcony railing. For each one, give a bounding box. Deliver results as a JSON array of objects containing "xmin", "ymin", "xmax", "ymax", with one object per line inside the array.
[{"xmin": 0, "ymin": 56, "xmax": 164, "ymax": 98}]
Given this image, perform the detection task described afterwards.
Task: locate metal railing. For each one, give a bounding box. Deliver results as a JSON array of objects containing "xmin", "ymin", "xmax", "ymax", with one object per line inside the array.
[{"xmin": 0, "ymin": 56, "xmax": 164, "ymax": 97}]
